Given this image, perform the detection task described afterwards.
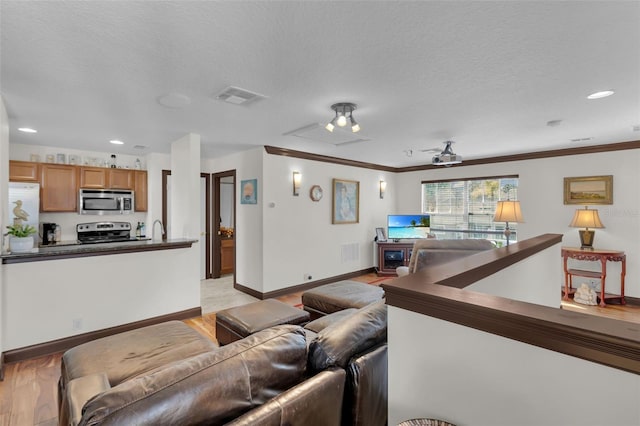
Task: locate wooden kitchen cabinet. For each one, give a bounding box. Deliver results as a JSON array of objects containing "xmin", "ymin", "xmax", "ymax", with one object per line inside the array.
[
  {"xmin": 109, "ymin": 169, "xmax": 134, "ymax": 189},
  {"xmin": 79, "ymin": 166, "xmax": 109, "ymax": 188},
  {"xmin": 40, "ymin": 164, "xmax": 78, "ymax": 212},
  {"xmin": 9, "ymin": 160, "xmax": 39, "ymax": 182},
  {"xmin": 79, "ymin": 167, "xmax": 133, "ymax": 189},
  {"xmin": 220, "ymin": 238, "xmax": 234, "ymax": 275},
  {"xmin": 134, "ymin": 170, "xmax": 147, "ymax": 211}
]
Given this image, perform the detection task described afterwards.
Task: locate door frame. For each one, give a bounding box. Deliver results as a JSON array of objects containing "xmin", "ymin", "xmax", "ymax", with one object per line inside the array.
[
  {"xmin": 213, "ymin": 169, "xmax": 236, "ymax": 278},
  {"xmin": 162, "ymin": 170, "xmax": 212, "ymax": 278}
]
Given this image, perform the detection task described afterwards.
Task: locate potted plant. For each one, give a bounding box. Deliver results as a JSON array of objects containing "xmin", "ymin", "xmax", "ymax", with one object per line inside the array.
[{"xmin": 6, "ymin": 224, "xmax": 37, "ymax": 253}]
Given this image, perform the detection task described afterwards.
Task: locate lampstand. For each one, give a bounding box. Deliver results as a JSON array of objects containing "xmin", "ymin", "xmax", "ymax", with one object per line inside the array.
[
  {"xmin": 569, "ymin": 206, "xmax": 604, "ymax": 250},
  {"xmin": 493, "ymin": 200, "xmax": 524, "ymax": 246}
]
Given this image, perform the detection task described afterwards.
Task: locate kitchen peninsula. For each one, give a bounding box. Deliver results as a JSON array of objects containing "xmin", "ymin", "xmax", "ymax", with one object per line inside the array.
[
  {"xmin": 1, "ymin": 238, "xmax": 196, "ymax": 264},
  {"xmin": 0, "ymin": 238, "xmax": 201, "ymax": 367}
]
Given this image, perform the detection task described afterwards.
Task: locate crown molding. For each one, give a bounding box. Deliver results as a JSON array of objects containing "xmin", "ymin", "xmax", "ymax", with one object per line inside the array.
[{"xmin": 265, "ymin": 140, "xmax": 640, "ymax": 173}]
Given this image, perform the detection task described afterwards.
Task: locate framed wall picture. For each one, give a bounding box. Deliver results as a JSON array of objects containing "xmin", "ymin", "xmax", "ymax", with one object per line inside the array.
[
  {"xmin": 376, "ymin": 227, "xmax": 387, "ymax": 242},
  {"xmin": 563, "ymin": 175, "xmax": 613, "ymax": 205},
  {"xmin": 240, "ymin": 178, "xmax": 258, "ymax": 204},
  {"xmin": 332, "ymin": 178, "xmax": 359, "ymax": 224}
]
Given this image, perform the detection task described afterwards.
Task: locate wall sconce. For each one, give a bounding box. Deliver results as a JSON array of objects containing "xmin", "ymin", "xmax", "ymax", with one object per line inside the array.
[
  {"xmin": 379, "ymin": 180, "xmax": 387, "ymax": 199},
  {"xmin": 292, "ymin": 171, "xmax": 301, "ymax": 196}
]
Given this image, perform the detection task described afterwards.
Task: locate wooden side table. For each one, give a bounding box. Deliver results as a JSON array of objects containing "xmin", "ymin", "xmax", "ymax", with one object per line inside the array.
[{"xmin": 561, "ymin": 246, "xmax": 626, "ymax": 307}]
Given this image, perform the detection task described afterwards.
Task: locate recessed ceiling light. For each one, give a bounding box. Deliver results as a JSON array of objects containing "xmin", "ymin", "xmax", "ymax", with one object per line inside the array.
[
  {"xmin": 587, "ymin": 90, "xmax": 614, "ymax": 99},
  {"xmin": 109, "ymin": 140, "xmax": 124, "ymax": 145},
  {"xmin": 157, "ymin": 93, "xmax": 191, "ymax": 109},
  {"xmin": 18, "ymin": 127, "xmax": 37, "ymax": 133}
]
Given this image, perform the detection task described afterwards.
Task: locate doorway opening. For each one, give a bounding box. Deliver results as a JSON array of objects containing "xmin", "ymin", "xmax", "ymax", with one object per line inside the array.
[{"xmin": 213, "ymin": 170, "xmax": 236, "ymax": 279}]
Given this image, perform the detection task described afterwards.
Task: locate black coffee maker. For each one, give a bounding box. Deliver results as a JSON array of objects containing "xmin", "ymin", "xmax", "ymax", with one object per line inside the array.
[{"xmin": 42, "ymin": 223, "xmax": 57, "ymax": 245}]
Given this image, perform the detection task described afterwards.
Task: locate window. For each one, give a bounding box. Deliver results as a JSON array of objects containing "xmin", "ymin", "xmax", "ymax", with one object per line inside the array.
[{"xmin": 422, "ymin": 175, "xmax": 519, "ymax": 246}]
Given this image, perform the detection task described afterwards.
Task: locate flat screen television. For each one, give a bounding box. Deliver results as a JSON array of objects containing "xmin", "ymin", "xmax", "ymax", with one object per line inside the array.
[{"xmin": 387, "ymin": 214, "xmax": 431, "ymax": 239}]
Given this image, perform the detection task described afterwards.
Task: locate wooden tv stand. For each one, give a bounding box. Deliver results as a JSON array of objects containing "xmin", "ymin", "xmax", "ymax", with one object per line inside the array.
[{"xmin": 376, "ymin": 241, "xmax": 414, "ymax": 276}]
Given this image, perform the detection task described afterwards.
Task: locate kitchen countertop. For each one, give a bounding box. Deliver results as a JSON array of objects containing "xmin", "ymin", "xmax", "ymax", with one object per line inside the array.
[{"xmin": 1, "ymin": 238, "xmax": 198, "ymax": 264}]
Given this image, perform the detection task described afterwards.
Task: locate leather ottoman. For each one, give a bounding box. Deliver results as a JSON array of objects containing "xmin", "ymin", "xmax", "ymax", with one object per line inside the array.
[
  {"xmin": 302, "ymin": 280, "xmax": 385, "ymax": 320},
  {"xmin": 215, "ymin": 299, "xmax": 310, "ymax": 345},
  {"xmin": 58, "ymin": 320, "xmax": 218, "ymax": 425}
]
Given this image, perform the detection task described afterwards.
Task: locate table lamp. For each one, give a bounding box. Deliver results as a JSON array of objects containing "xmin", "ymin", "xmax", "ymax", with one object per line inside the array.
[
  {"xmin": 569, "ymin": 206, "xmax": 604, "ymax": 249},
  {"xmin": 493, "ymin": 200, "xmax": 524, "ymax": 246}
]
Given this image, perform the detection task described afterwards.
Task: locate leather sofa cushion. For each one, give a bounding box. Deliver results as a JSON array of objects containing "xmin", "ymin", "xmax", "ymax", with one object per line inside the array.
[
  {"xmin": 408, "ymin": 239, "xmax": 494, "ymax": 273},
  {"xmin": 304, "ymin": 308, "xmax": 357, "ymax": 333},
  {"xmin": 61, "ymin": 320, "xmax": 217, "ymax": 388},
  {"xmin": 78, "ymin": 325, "xmax": 307, "ymax": 426},
  {"xmin": 226, "ymin": 368, "xmax": 346, "ymax": 426},
  {"xmin": 309, "ymin": 301, "xmax": 387, "ymax": 371},
  {"xmin": 302, "ymin": 281, "xmax": 385, "ymax": 315}
]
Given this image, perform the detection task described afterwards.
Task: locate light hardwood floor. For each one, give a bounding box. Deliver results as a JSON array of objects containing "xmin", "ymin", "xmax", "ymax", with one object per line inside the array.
[{"xmin": 0, "ymin": 273, "xmax": 636, "ymax": 426}]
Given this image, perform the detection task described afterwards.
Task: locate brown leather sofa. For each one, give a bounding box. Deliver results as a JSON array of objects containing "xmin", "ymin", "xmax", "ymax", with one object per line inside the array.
[{"xmin": 58, "ymin": 301, "xmax": 388, "ymax": 426}]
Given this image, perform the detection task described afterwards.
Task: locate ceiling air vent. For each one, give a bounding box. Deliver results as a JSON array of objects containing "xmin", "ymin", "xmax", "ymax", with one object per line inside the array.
[
  {"xmin": 133, "ymin": 145, "xmax": 147, "ymax": 150},
  {"xmin": 214, "ymin": 86, "xmax": 267, "ymax": 106},
  {"xmin": 283, "ymin": 123, "xmax": 370, "ymax": 146}
]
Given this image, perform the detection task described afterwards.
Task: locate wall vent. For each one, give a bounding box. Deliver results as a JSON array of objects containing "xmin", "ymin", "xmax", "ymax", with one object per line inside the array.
[
  {"xmin": 341, "ymin": 243, "xmax": 360, "ymax": 263},
  {"xmin": 284, "ymin": 123, "xmax": 370, "ymax": 146},
  {"xmin": 214, "ymin": 86, "xmax": 267, "ymax": 106}
]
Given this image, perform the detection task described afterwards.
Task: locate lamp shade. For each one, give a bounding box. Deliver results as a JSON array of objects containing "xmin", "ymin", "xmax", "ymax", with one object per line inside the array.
[
  {"xmin": 493, "ymin": 200, "xmax": 525, "ymax": 223},
  {"xmin": 569, "ymin": 207, "xmax": 604, "ymax": 229}
]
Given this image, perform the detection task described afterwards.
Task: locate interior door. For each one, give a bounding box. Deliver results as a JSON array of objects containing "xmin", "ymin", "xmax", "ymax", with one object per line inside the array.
[
  {"xmin": 200, "ymin": 173, "xmax": 211, "ymax": 279},
  {"xmin": 213, "ymin": 170, "xmax": 235, "ymax": 278}
]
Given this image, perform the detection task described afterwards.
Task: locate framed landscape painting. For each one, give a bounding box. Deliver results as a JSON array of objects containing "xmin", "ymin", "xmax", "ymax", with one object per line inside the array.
[{"xmin": 563, "ymin": 175, "xmax": 613, "ymax": 205}]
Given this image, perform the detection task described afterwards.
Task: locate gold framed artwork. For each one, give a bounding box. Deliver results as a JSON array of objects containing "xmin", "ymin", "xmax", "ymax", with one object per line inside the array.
[
  {"xmin": 563, "ymin": 175, "xmax": 613, "ymax": 205},
  {"xmin": 332, "ymin": 178, "xmax": 359, "ymax": 224}
]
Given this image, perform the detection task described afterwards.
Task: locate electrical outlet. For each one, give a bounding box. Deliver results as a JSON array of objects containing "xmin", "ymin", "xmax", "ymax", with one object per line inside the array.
[{"xmin": 72, "ymin": 318, "xmax": 83, "ymax": 331}]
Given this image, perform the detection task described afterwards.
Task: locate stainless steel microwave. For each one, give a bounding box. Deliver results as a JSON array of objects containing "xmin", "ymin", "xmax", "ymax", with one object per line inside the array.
[{"xmin": 79, "ymin": 189, "xmax": 134, "ymax": 215}]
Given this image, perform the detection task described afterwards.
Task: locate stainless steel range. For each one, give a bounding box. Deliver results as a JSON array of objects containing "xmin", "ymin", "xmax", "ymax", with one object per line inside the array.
[{"xmin": 76, "ymin": 222, "xmax": 133, "ymax": 244}]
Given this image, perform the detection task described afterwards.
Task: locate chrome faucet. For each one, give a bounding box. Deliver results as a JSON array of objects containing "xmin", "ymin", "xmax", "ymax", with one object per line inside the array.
[{"xmin": 152, "ymin": 219, "xmax": 165, "ymax": 241}]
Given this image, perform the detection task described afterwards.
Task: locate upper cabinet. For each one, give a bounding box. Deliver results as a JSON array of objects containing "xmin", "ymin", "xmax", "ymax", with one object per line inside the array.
[
  {"xmin": 134, "ymin": 171, "xmax": 148, "ymax": 212},
  {"xmin": 9, "ymin": 160, "xmax": 147, "ymax": 213},
  {"xmin": 79, "ymin": 166, "xmax": 109, "ymax": 188},
  {"xmin": 40, "ymin": 164, "xmax": 78, "ymax": 212},
  {"xmin": 109, "ymin": 169, "xmax": 134, "ymax": 189},
  {"xmin": 79, "ymin": 167, "xmax": 133, "ymax": 190},
  {"xmin": 9, "ymin": 161, "xmax": 39, "ymax": 182}
]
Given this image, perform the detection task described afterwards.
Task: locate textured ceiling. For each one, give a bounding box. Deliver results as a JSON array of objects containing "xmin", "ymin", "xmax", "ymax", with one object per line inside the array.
[{"xmin": 1, "ymin": 1, "xmax": 639, "ymax": 167}]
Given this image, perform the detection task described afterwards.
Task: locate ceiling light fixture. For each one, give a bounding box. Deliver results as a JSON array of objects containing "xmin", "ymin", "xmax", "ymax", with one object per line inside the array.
[
  {"xmin": 325, "ymin": 103, "xmax": 360, "ymax": 133},
  {"xmin": 18, "ymin": 127, "xmax": 37, "ymax": 133},
  {"xmin": 432, "ymin": 141, "xmax": 462, "ymax": 166},
  {"xmin": 109, "ymin": 140, "xmax": 124, "ymax": 145},
  {"xmin": 587, "ymin": 90, "xmax": 614, "ymax": 100}
]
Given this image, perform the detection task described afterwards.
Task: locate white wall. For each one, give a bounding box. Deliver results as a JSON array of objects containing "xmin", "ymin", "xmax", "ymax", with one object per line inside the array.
[
  {"xmin": 388, "ymin": 306, "xmax": 639, "ymax": 426},
  {"xmin": 0, "ymin": 96, "xmax": 10, "ymax": 361},
  {"xmin": 170, "ymin": 133, "xmax": 201, "ymax": 239},
  {"xmin": 396, "ymin": 149, "xmax": 640, "ymax": 298},
  {"xmin": 467, "ymin": 244, "xmax": 561, "ymax": 307},
  {"xmin": 202, "ymin": 148, "xmax": 265, "ymax": 292},
  {"xmin": 261, "ymin": 153, "xmax": 395, "ymax": 292}
]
